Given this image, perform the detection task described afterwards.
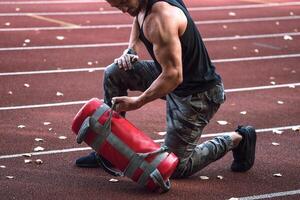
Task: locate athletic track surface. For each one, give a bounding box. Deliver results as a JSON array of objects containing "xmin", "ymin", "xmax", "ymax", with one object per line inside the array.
[{"xmin": 0, "ymin": 0, "xmax": 299, "ymax": 199}]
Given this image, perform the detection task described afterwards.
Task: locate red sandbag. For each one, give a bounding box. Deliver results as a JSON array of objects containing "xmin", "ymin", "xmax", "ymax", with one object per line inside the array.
[{"xmin": 72, "ymin": 98, "xmax": 178, "ymax": 192}]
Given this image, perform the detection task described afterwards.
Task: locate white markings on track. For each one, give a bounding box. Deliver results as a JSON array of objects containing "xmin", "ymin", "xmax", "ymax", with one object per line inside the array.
[
  {"xmin": 0, "ymin": 124, "xmax": 299, "ymax": 160},
  {"xmin": 1, "ymin": 53, "xmax": 300, "ymax": 76},
  {"xmin": 0, "ymin": 100, "xmax": 87, "ymax": 111},
  {"xmin": 0, "ymin": 0, "xmax": 105, "ymax": 4},
  {"xmin": 0, "ymin": 15, "xmax": 299, "ymax": 31},
  {"xmin": 235, "ymin": 189, "xmax": 300, "ymax": 200},
  {"xmin": 0, "ymin": 1, "xmax": 300, "ymax": 12},
  {"xmin": 1, "ymin": 31, "xmax": 300, "ymax": 51},
  {"xmin": 0, "ymin": 83, "xmax": 298, "ymax": 111},
  {"xmin": 213, "ymin": 53, "xmax": 300, "ymax": 63}
]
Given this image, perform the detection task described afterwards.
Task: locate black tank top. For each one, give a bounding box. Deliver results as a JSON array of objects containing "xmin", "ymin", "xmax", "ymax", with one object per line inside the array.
[{"xmin": 139, "ymin": 0, "xmax": 221, "ymax": 96}]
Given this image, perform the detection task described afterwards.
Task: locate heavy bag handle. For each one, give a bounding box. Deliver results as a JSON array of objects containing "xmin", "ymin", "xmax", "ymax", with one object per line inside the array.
[{"xmin": 77, "ymin": 102, "xmax": 115, "ymax": 144}]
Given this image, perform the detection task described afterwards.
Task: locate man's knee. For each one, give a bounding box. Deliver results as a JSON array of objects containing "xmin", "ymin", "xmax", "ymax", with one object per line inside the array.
[{"xmin": 104, "ymin": 63, "xmax": 120, "ymax": 81}]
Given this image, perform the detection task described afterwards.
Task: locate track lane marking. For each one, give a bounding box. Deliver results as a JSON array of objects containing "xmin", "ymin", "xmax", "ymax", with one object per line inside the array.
[
  {"xmin": 0, "ymin": 83, "xmax": 298, "ymax": 111},
  {"xmin": 0, "ymin": 15, "xmax": 299, "ymax": 30},
  {"xmin": 27, "ymin": 14, "xmax": 80, "ymax": 27},
  {"xmin": 0, "ymin": 124, "xmax": 299, "ymax": 159},
  {"xmin": 1, "ymin": 31, "xmax": 300, "ymax": 51},
  {"xmin": 0, "ymin": 0, "xmax": 105, "ymax": 4},
  {"xmin": 235, "ymin": 189, "xmax": 300, "ymax": 200},
  {"xmin": 1, "ymin": 53, "xmax": 300, "ymax": 77},
  {"xmin": 0, "ymin": 1, "xmax": 300, "ymax": 13}
]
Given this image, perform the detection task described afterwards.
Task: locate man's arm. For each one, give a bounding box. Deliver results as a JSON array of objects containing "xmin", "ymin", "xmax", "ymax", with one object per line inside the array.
[
  {"xmin": 128, "ymin": 17, "xmax": 141, "ymax": 53},
  {"xmin": 114, "ymin": 17, "xmax": 140, "ymax": 70},
  {"xmin": 113, "ymin": 3, "xmax": 187, "ymax": 112}
]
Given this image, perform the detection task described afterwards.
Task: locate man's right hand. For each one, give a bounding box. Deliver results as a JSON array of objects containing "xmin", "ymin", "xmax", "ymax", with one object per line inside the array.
[{"xmin": 114, "ymin": 49, "xmax": 139, "ymax": 71}]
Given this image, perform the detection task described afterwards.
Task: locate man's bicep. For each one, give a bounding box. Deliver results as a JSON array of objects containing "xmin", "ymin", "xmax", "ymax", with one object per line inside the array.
[{"xmin": 153, "ymin": 35, "xmax": 182, "ymax": 71}]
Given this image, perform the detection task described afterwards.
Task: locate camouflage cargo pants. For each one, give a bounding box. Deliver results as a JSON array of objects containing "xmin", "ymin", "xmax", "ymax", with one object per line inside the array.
[{"xmin": 103, "ymin": 61, "xmax": 234, "ymax": 178}]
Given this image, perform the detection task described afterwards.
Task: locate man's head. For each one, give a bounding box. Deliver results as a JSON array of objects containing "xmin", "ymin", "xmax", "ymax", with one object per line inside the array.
[{"xmin": 106, "ymin": 0, "xmax": 146, "ymax": 17}]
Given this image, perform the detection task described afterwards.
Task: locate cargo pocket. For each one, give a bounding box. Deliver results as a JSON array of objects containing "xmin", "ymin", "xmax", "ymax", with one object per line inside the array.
[{"xmin": 206, "ymin": 83, "xmax": 226, "ymax": 105}]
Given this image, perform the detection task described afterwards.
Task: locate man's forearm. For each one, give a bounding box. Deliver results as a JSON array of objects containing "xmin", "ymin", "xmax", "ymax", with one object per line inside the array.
[
  {"xmin": 138, "ymin": 70, "xmax": 182, "ymax": 106},
  {"xmin": 128, "ymin": 17, "xmax": 140, "ymax": 53}
]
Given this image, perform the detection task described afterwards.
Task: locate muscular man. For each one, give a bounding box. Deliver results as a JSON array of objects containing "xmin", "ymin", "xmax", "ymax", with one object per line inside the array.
[{"xmin": 76, "ymin": 0, "xmax": 257, "ymax": 178}]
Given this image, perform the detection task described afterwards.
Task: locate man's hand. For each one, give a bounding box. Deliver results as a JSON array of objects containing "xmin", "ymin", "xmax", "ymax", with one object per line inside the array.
[
  {"xmin": 112, "ymin": 96, "xmax": 143, "ymax": 112},
  {"xmin": 114, "ymin": 49, "xmax": 139, "ymax": 71}
]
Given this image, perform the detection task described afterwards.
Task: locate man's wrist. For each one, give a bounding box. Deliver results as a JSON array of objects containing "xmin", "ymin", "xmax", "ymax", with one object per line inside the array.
[{"xmin": 123, "ymin": 48, "xmax": 137, "ymax": 55}]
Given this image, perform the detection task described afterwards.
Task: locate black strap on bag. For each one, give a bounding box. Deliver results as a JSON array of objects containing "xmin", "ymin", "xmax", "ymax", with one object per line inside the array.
[{"xmin": 76, "ymin": 102, "xmax": 172, "ymax": 192}]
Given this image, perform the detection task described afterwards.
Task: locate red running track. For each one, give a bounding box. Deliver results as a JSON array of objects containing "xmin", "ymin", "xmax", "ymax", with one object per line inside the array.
[{"xmin": 0, "ymin": 0, "xmax": 300, "ymax": 199}]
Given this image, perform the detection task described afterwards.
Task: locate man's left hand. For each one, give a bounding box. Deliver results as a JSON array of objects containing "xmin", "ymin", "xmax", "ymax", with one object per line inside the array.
[{"xmin": 112, "ymin": 96, "xmax": 143, "ymax": 112}]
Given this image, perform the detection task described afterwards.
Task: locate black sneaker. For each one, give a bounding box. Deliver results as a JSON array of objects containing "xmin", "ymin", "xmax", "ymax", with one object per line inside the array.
[
  {"xmin": 75, "ymin": 152, "xmax": 101, "ymax": 168},
  {"xmin": 231, "ymin": 125, "xmax": 257, "ymax": 172}
]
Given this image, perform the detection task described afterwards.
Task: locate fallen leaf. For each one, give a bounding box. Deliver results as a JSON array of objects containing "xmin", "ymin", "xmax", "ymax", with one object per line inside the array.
[
  {"xmin": 56, "ymin": 36, "xmax": 65, "ymax": 40},
  {"xmin": 283, "ymin": 35, "xmax": 293, "ymax": 40},
  {"xmin": 199, "ymin": 176, "xmax": 209, "ymax": 180},
  {"xmin": 273, "ymin": 173, "xmax": 282, "ymax": 177},
  {"xmin": 35, "ymin": 138, "xmax": 44, "ymax": 142},
  {"xmin": 277, "ymin": 101, "xmax": 284, "ymax": 105},
  {"xmin": 228, "ymin": 12, "xmax": 236, "ymax": 16},
  {"xmin": 6, "ymin": 176, "xmax": 14, "ymax": 179},
  {"xmin": 24, "ymin": 83, "xmax": 30, "ymax": 88},
  {"xmin": 217, "ymin": 175, "xmax": 224, "ymax": 180},
  {"xmin": 18, "ymin": 125, "xmax": 26, "ymax": 129},
  {"xmin": 35, "ymin": 159, "xmax": 43, "ymax": 165},
  {"xmin": 292, "ymin": 127, "xmax": 300, "ymax": 132},
  {"xmin": 56, "ymin": 92, "xmax": 64, "ymax": 96},
  {"xmin": 24, "ymin": 159, "xmax": 32, "ymax": 164},
  {"xmin": 22, "ymin": 153, "xmax": 32, "ymax": 158},
  {"xmin": 58, "ymin": 136, "xmax": 67, "ymax": 140},
  {"xmin": 288, "ymin": 85, "xmax": 295, "ymax": 88},
  {"xmin": 33, "ymin": 146, "xmax": 45, "ymax": 152},
  {"xmin": 109, "ymin": 178, "xmax": 119, "ymax": 182},
  {"xmin": 272, "ymin": 142, "xmax": 280, "ymax": 146},
  {"xmin": 272, "ymin": 130, "xmax": 283, "ymax": 134},
  {"xmin": 217, "ymin": 120, "xmax": 228, "ymax": 125},
  {"xmin": 0, "ymin": 165, "xmax": 6, "ymax": 169},
  {"xmin": 157, "ymin": 132, "xmax": 166, "ymax": 136}
]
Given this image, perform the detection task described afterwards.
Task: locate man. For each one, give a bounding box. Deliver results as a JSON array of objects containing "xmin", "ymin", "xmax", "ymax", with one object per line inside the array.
[{"xmin": 76, "ymin": 0, "xmax": 257, "ymax": 178}]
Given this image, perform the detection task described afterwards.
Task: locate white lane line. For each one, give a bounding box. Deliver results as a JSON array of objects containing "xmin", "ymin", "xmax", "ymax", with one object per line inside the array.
[
  {"xmin": 236, "ymin": 189, "xmax": 300, "ymax": 200},
  {"xmin": 0, "ymin": 124, "xmax": 299, "ymax": 160},
  {"xmin": 1, "ymin": 31, "xmax": 299, "ymax": 51},
  {"xmin": 1, "ymin": 53, "xmax": 300, "ymax": 77},
  {"xmin": 0, "ymin": 1, "xmax": 299, "ymax": 13},
  {"xmin": 0, "ymin": 15, "xmax": 299, "ymax": 31},
  {"xmin": 1, "ymin": 30, "xmax": 300, "ymax": 51},
  {"xmin": 0, "ymin": 0, "xmax": 104, "ymax": 4},
  {"xmin": 0, "ymin": 83, "xmax": 298, "ymax": 111},
  {"xmin": 213, "ymin": 53, "xmax": 300, "ymax": 63}
]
